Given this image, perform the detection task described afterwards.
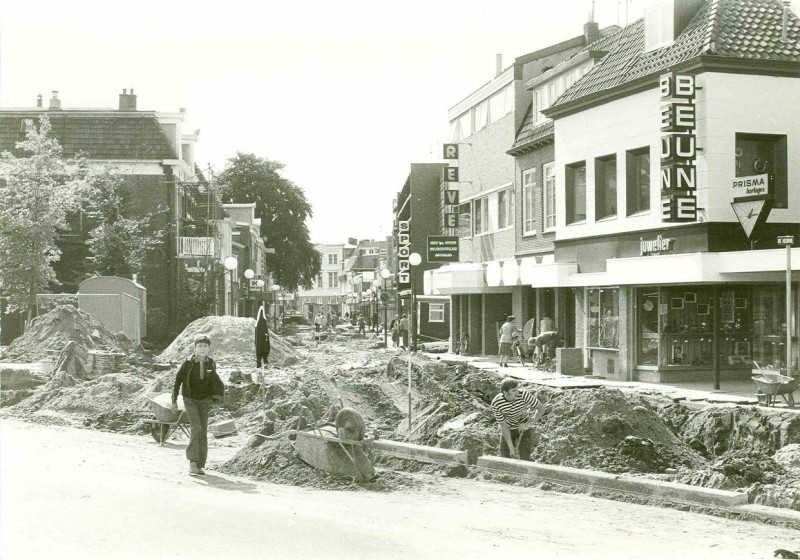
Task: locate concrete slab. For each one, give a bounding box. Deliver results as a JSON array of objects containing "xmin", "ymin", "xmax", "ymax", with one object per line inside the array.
[
  {"xmin": 531, "ymin": 378, "xmax": 605, "ymax": 389},
  {"xmin": 734, "ymin": 504, "xmax": 800, "ymax": 525},
  {"xmin": 477, "ymin": 456, "xmax": 748, "ymax": 508},
  {"xmin": 371, "ymin": 440, "xmax": 468, "ymax": 465}
]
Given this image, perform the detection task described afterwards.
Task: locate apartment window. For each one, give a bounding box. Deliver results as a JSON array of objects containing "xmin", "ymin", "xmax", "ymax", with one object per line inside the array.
[
  {"xmin": 317, "ymin": 274, "xmax": 324, "ymax": 287},
  {"xmin": 474, "ymin": 99, "xmax": 489, "ymax": 132},
  {"xmin": 458, "ymin": 112, "xmax": 472, "ymax": 140},
  {"xmin": 489, "ymin": 85, "xmax": 513, "ymax": 123},
  {"xmin": 327, "ymin": 253, "xmax": 338, "ymax": 265},
  {"xmin": 429, "ymin": 303, "xmax": 446, "ymax": 323},
  {"xmin": 626, "ymin": 147, "xmax": 651, "ymax": 215},
  {"xmin": 473, "ymin": 196, "xmax": 489, "ymax": 235},
  {"xmin": 458, "ymin": 202, "xmax": 472, "ymax": 237},
  {"xmin": 543, "ymin": 162, "xmax": 556, "ymax": 231},
  {"xmin": 522, "ymin": 168, "xmax": 537, "ymax": 234},
  {"xmin": 595, "ymin": 155, "xmax": 617, "ymax": 220},
  {"xmin": 498, "ymin": 189, "xmax": 513, "ymax": 229},
  {"xmin": 736, "ymin": 133, "xmax": 788, "ymax": 208},
  {"xmin": 565, "ymin": 162, "xmax": 586, "ymax": 224},
  {"xmin": 327, "ymin": 272, "xmax": 338, "ymax": 288}
]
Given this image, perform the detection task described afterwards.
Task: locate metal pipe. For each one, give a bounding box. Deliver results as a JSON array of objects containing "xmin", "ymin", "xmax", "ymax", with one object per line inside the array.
[{"xmin": 787, "ymin": 243, "xmax": 792, "ymax": 375}]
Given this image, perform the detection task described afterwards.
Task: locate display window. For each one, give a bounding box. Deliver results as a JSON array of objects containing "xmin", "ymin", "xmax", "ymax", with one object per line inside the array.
[{"xmin": 588, "ymin": 287, "xmax": 619, "ymax": 349}]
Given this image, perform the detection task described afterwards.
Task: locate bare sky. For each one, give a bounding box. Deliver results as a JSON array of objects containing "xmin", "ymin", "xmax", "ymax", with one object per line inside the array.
[{"xmin": 3, "ymin": 0, "xmax": 797, "ymax": 244}]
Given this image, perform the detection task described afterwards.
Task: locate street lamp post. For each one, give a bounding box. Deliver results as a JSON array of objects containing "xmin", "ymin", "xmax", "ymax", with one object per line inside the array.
[
  {"xmin": 223, "ymin": 256, "xmax": 238, "ymax": 316},
  {"xmin": 407, "ymin": 252, "xmax": 422, "ymax": 430},
  {"xmin": 778, "ymin": 235, "xmax": 795, "ymax": 376},
  {"xmin": 256, "ymin": 278, "xmax": 265, "ymax": 311},
  {"xmin": 380, "ymin": 268, "xmax": 390, "ymax": 346},
  {"xmin": 271, "ymin": 284, "xmax": 281, "ymax": 330},
  {"xmin": 244, "ymin": 269, "xmax": 255, "ymax": 317},
  {"xmin": 371, "ymin": 283, "xmax": 379, "ymax": 333}
]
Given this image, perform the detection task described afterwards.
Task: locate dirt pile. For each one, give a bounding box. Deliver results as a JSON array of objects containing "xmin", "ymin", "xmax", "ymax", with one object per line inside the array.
[
  {"xmin": 2, "ymin": 305, "xmax": 126, "ymax": 362},
  {"xmin": 532, "ymin": 387, "xmax": 706, "ymax": 474},
  {"xmin": 158, "ymin": 316, "xmax": 299, "ymax": 367}
]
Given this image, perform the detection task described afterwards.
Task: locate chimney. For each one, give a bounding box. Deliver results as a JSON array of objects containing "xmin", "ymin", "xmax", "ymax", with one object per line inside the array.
[
  {"xmin": 36, "ymin": 94, "xmax": 43, "ymax": 108},
  {"xmin": 49, "ymin": 91, "xmax": 61, "ymax": 110},
  {"xmin": 119, "ymin": 88, "xmax": 137, "ymax": 111},
  {"xmin": 782, "ymin": 1, "xmax": 791, "ymax": 43},
  {"xmin": 495, "ymin": 54, "xmax": 503, "ymax": 77},
  {"xmin": 584, "ymin": 21, "xmax": 600, "ymax": 45}
]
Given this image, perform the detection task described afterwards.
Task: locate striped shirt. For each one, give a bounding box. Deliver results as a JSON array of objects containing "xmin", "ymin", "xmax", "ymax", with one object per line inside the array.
[{"xmin": 491, "ymin": 390, "xmax": 539, "ymax": 429}]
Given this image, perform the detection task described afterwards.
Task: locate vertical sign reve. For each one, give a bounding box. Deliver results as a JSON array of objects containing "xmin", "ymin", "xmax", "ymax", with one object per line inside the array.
[
  {"xmin": 442, "ymin": 144, "xmax": 460, "ymax": 237},
  {"xmin": 660, "ymin": 73, "xmax": 697, "ymax": 222}
]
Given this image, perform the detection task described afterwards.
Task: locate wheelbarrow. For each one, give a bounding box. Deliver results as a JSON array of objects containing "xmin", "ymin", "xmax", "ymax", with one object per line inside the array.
[
  {"xmin": 752, "ymin": 365, "xmax": 799, "ymax": 408},
  {"xmin": 142, "ymin": 392, "xmax": 191, "ymax": 445}
]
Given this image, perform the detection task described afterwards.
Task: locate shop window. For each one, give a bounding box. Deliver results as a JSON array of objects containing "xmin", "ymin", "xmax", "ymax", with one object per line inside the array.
[
  {"xmin": 498, "ymin": 189, "xmax": 513, "ymax": 229},
  {"xmin": 458, "ymin": 203, "xmax": 472, "ymax": 238},
  {"xmin": 659, "ymin": 287, "xmax": 715, "ymax": 367},
  {"xmin": 626, "ymin": 147, "xmax": 650, "ymax": 215},
  {"xmin": 637, "ymin": 289, "xmax": 660, "ymax": 365},
  {"xmin": 595, "ymin": 154, "xmax": 617, "ymax": 220},
  {"xmin": 735, "ymin": 133, "xmax": 788, "ymax": 208},
  {"xmin": 543, "ymin": 162, "xmax": 556, "ymax": 231},
  {"xmin": 522, "ymin": 169, "xmax": 536, "ymax": 235},
  {"xmin": 588, "ymin": 287, "xmax": 619, "ymax": 349},
  {"xmin": 566, "ymin": 161, "xmax": 586, "ymax": 224},
  {"xmin": 429, "ymin": 303, "xmax": 446, "ymax": 323},
  {"xmin": 752, "ymin": 286, "xmax": 798, "ymax": 371}
]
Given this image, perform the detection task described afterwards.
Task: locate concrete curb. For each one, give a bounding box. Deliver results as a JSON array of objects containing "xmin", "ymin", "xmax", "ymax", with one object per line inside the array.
[
  {"xmin": 733, "ymin": 504, "xmax": 800, "ymax": 525},
  {"xmin": 476, "ymin": 456, "xmax": 748, "ymax": 508},
  {"xmin": 371, "ymin": 440, "xmax": 468, "ymax": 465}
]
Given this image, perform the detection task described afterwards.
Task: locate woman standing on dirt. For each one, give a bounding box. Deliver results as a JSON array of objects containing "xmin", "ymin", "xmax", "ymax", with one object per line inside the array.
[
  {"xmin": 498, "ymin": 315, "xmax": 516, "ymax": 367},
  {"xmin": 171, "ymin": 334, "xmax": 225, "ymax": 476}
]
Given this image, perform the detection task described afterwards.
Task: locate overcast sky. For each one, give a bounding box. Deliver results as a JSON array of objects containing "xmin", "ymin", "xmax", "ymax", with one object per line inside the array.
[{"xmin": 2, "ymin": 0, "xmax": 798, "ymax": 244}]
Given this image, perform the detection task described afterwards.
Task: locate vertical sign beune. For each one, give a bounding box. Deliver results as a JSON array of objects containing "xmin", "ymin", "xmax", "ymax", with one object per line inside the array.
[
  {"xmin": 660, "ymin": 73, "xmax": 697, "ymax": 222},
  {"xmin": 397, "ymin": 220, "xmax": 411, "ymax": 287}
]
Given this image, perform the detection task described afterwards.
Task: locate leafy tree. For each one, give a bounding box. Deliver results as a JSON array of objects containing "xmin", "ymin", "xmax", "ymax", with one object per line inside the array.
[
  {"xmin": 78, "ymin": 165, "xmax": 164, "ymax": 277},
  {"xmin": 217, "ymin": 153, "xmax": 320, "ymax": 292},
  {"xmin": 0, "ymin": 116, "xmax": 81, "ymax": 325}
]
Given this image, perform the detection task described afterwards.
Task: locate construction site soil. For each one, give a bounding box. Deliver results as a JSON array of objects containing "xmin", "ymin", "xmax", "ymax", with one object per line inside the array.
[{"xmin": 4, "ymin": 315, "xmax": 800, "ymax": 508}]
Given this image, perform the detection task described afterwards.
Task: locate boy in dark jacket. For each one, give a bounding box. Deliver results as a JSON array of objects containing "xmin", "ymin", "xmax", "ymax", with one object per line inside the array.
[{"xmin": 171, "ymin": 334, "xmax": 225, "ymax": 475}]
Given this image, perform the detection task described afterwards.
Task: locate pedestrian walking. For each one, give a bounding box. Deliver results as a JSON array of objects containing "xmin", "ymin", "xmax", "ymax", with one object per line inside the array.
[
  {"xmin": 314, "ymin": 311, "xmax": 324, "ymax": 345},
  {"xmin": 255, "ymin": 305, "xmax": 271, "ymax": 368},
  {"xmin": 357, "ymin": 313, "xmax": 366, "ymax": 335},
  {"xmin": 372, "ymin": 310, "xmax": 379, "ymax": 333},
  {"xmin": 390, "ymin": 319, "xmax": 399, "ymax": 348},
  {"xmin": 399, "ymin": 314, "xmax": 409, "ymax": 350},
  {"xmin": 171, "ymin": 334, "xmax": 225, "ymax": 475},
  {"xmin": 490, "ymin": 378, "xmax": 544, "ymax": 461},
  {"xmin": 498, "ymin": 315, "xmax": 517, "ymax": 367}
]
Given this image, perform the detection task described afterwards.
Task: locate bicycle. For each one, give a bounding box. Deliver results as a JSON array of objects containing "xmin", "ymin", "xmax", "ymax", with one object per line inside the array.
[{"xmin": 511, "ymin": 332, "xmax": 527, "ymax": 367}]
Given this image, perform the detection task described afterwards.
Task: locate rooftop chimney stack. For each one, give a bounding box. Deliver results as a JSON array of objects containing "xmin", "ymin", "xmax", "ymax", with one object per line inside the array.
[
  {"xmin": 584, "ymin": 21, "xmax": 600, "ymax": 45},
  {"xmin": 49, "ymin": 91, "xmax": 61, "ymax": 110},
  {"xmin": 495, "ymin": 54, "xmax": 503, "ymax": 77},
  {"xmin": 119, "ymin": 88, "xmax": 137, "ymax": 111},
  {"xmin": 36, "ymin": 94, "xmax": 43, "ymax": 108},
  {"xmin": 782, "ymin": 1, "xmax": 791, "ymax": 43}
]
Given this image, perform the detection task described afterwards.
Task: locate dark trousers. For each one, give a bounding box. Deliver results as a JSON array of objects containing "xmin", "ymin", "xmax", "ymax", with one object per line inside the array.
[
  {"xmin": 400, "ymin": 330, "xmax": 408, "ymax": 348},
  {"xmin": 499, "ymin": 428, "xmax": 532, "ymax": 461},
  {"xmin": 183, "ymin": 397, "xmax": 211, "ymax": 468},
  {"xmin": 256, "ymin": 348, "xmax": 270, "ymax": 368}
]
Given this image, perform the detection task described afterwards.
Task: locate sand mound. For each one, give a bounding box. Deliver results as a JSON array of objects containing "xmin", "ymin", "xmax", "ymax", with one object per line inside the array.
[
  {"xmin": 158, "ymin": 316, "xmax": 298, "ymax": 367},
  {"xmin": 2, "ymin": 305, "xmax": 124, "ymax": 362},
  {"xmin": 533, "ymin": 387, "xmax": 706, "ymax": 473}
]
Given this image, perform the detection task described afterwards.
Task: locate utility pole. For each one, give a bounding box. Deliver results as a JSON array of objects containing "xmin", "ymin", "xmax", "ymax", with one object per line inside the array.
[{"xmin": 779, "ymin": 235, "xmax": 794, "ymax": 376}]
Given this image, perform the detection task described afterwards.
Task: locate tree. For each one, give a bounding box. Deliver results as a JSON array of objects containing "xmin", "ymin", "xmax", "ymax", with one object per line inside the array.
[
  {"xmin": 0, "ymin": 115, "xmax": 80, "ymax": 325},
  {"xmin": 77, "ymin": 165, "xmax": 164, "ymax": 278},
  {"xmin": 217, "ymin": 153, "xmax": 321, "ymax": 292}
]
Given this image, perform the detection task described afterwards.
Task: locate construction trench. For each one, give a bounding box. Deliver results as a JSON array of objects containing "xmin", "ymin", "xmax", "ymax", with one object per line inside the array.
[{"xmin": 4, "ymin": 305, "xmax": 800, "ymax": 525}]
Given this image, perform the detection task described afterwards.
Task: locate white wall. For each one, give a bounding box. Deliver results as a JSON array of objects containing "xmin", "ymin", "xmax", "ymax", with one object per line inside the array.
[{"xmin": 554, "ymin": 72, "xmax": 800, "ymax": 242}]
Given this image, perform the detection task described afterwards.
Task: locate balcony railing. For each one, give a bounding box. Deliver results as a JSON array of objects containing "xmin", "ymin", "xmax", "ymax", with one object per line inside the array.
[{"xmin": 179, "ymin": 236, "xmax": 216, "ymax": 257}]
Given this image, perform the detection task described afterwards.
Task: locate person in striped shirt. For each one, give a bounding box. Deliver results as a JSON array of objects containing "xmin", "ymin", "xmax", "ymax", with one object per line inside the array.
[{"xmin": 491, "ymin": 378, "xmax": 545, "ymax": 460}]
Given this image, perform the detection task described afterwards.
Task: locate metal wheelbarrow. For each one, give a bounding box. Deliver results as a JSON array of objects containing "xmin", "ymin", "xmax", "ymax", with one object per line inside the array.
[{"xmin": 752, "ymin": 364, "xmax": 799, "ymax": 408}]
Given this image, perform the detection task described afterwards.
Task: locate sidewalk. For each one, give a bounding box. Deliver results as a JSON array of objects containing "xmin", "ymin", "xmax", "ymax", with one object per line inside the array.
[{"xmin": 426, "ymin": 351, "xmax": 800, "ymax": 412}]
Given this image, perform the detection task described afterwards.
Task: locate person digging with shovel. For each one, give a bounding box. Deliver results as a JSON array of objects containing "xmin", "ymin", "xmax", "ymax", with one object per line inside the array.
[{"xmin": 490, "ymin": 378, "xmax": 544, "ymax": 461}]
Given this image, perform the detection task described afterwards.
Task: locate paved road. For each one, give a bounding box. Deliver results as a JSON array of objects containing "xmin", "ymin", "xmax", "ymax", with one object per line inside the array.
[{"xmin": 1, "ymin": 419, "xmax": 796, "ymax": 560}]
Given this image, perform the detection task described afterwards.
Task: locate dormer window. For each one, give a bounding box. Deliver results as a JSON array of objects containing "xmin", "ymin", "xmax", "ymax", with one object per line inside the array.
[{"xmin": 644, "ymin": 0, "xmax": 675, "ymax": 52}]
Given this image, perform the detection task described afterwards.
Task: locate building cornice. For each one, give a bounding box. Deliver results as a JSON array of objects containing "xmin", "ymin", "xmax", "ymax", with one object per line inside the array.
[{"xmin": 507, "ymin": 132, "xmax": 554, "ymax": 156}]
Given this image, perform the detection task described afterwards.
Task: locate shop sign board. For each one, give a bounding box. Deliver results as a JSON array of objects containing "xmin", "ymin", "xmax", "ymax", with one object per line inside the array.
[
  {"xmin": 660, "ymin": 72, "xmax": 697, "ymax": 222},
  {"xmin": 444, "ymin": 166, "xmax": 459, "ymax": 182},
  {"xmin": 732, "ymin": 174, "xmax": 769, "ymax": 199},
  {"xmin": 444, "ymin": 190, "xmax": 459, "ymax": 205},
  {"xmin": 427, "ymin": 236, "xmax": 459, "ymax": 262},
  {"xmin": 443, "ymin": 144, "xmax": 459, "ymax": 159},
  {"xmin": 640, "ymin": 234, "xmax": 675, "ymax": 256},
  {"xmin": 778, "ymin": 236, "xmax": 795, "ymax": 246},
  {"xmin": 397, "ymin": 219, "xmax": 411, "ymax": 287}
]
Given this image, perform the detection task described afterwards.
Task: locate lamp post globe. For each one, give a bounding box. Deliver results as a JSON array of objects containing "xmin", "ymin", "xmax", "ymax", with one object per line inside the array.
[
  {"xmin": 271, "ymin": 284, "xmax": 280, "ymax": 292},
  {"xmin": 244, "ymin": 268, "xmax": 255, "ymax": 280},
  {"xmin": 408, "ymin": 252, "xmax": 422, "ymax": 266},
  {"xmin": 224, "ymin": 256, "xmax": 238, "ymax": 271},
  {"xmin": 256, "ymin": 279, "xmax": 265, "ymax": 288},
  {"xmin": 380, "ymin": 268, "xmax": 391, "ymax": 279}
]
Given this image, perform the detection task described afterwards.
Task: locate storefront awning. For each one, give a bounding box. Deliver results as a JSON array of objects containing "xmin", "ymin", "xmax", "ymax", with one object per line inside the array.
[
  {"xmin": 564, "ymin": 248, "xmax": 800, "ymax": 287},
  {"xmin": 424, "ymin": 263, "xmax": 510, "ymax": 295}
]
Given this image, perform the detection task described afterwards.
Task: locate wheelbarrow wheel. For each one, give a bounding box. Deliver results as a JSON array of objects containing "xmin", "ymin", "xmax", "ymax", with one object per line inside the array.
[{"xmin": 150, "ymin": 423, "xmax": 170, "ymax": 443}]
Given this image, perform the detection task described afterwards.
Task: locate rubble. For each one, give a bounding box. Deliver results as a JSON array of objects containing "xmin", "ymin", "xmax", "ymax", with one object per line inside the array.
[
  {"xmin": 158, "ymin": 316, "xmax": 299, "ymax": 367},
  {"xmin": 2, "ymin": 305, "xmax": 126, "ymax": 362}
]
